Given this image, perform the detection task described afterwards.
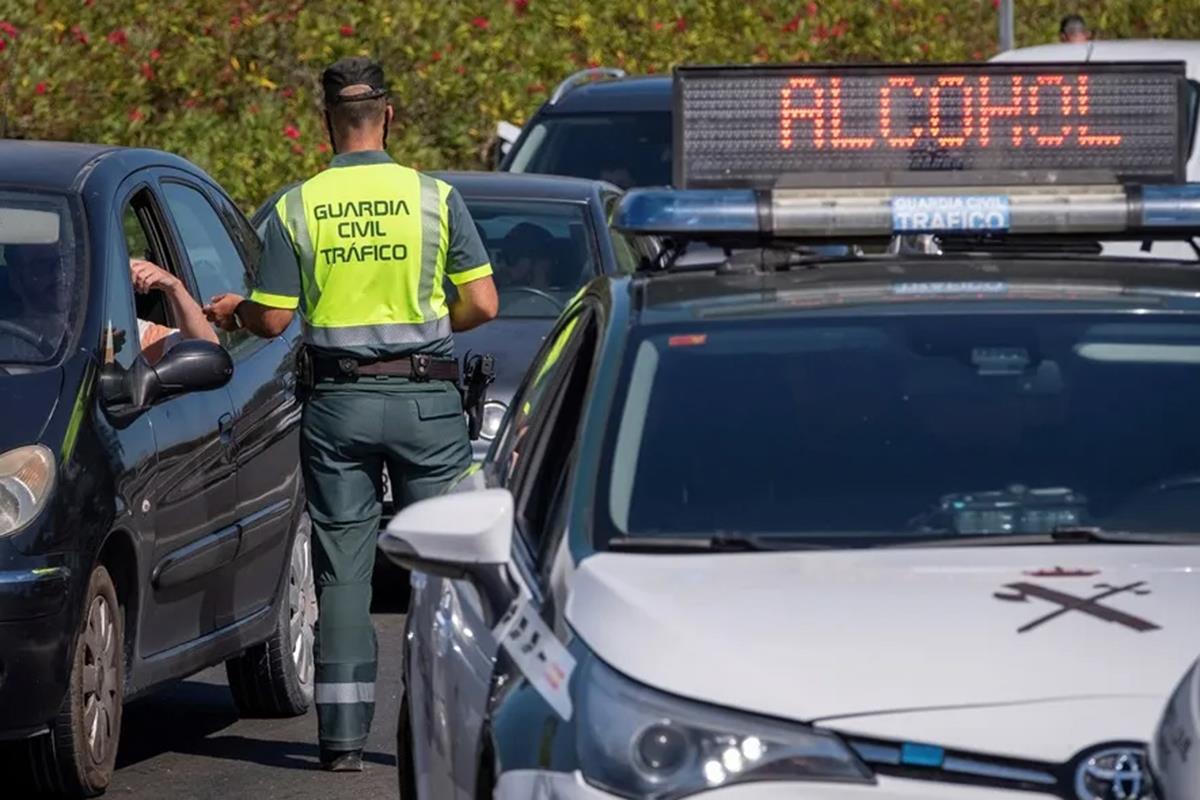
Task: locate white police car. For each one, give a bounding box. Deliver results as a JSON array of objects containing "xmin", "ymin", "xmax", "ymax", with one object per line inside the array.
[{"xmin": 382, "ymin": 61, "xmax": 1200, "ymax": 800}]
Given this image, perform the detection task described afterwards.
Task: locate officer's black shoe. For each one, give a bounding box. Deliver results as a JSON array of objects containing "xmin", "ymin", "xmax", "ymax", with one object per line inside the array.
[{"xmin": 320, "ymin": 749, "xmax": 364, "ymax": 772}]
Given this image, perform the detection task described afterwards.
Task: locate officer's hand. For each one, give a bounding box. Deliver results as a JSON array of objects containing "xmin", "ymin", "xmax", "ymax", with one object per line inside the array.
[{"xmin": 204, "ymin": 293, "xmax": 243, "ymax": 332}]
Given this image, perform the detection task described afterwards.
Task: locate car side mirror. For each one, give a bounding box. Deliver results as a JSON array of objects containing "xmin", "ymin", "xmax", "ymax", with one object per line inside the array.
[
  {"xmin": 378, "ymin": 488, "xmax": 517, "ymax": 617},
  {"xmin": 102, "ymin": 339, "xmax": 233, "ymax": 409}
]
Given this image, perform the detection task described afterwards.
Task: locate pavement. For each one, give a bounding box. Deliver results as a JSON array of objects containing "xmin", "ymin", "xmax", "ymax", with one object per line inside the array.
[{"xmin": 102, "ymin": 585, "xmax": 408, "ymax": 800}]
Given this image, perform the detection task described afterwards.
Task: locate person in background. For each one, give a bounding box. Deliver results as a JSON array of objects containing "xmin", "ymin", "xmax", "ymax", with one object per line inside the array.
[{"xmin": 1060, "ymin": 14, "xmax": 1091, "ymax": 44}]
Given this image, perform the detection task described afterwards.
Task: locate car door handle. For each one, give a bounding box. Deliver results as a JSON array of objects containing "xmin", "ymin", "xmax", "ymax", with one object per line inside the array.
[{"xmin": 218, "ymin": 413, "xmax": 236, "ymax": 458}]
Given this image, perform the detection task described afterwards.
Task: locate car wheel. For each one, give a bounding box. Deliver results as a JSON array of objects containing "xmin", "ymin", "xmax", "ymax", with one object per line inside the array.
[
  {"xmin": 226, "ymin": 512, "xmax": 316, "ymax": 717},
  {"xmin": 397, "ymin": 695, "xmax": 417, "ymax": 799},
  {"xmin": 28, "ymin": 564, "xmax": 124, "ymax": 797}
]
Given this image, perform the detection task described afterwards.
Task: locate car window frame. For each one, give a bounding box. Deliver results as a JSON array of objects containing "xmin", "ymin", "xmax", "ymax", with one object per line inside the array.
[
  {"xmin": 487, "ymin": 302, "xmax": 598, "ymax": 554},
  {"xmin": 154, "ymin": 171, "xmax": 269, "ymax": 359},
  {"xmin": 114, "ymin": 176, "xmax": 195, "ymax": 329}
]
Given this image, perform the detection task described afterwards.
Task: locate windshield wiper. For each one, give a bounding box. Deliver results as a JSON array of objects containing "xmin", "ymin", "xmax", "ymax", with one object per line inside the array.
[
  {"xmin": 606, "ymin": 534, "xmax": 830, "ymax": 553},
  {"xmin": 888, "ymin": 526, "xmax": 1197, "ymax": 548}
]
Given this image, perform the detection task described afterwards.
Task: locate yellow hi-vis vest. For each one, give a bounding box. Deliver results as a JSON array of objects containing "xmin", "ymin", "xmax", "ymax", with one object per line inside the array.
[{"xmin": 258, "ymin": 162, "xmax": 459, "ymax": 352}]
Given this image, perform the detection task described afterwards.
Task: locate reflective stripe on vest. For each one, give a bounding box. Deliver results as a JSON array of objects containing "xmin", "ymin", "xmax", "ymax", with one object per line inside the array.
[{"xmin": 275, "ymin": 162, "xmax": 452, "ymax": 350}]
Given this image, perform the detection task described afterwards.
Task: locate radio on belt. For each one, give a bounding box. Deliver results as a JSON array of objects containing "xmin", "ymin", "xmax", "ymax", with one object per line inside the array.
[{"xmin": 614, "ymin": 61, "xmax": 1200, "ymax": 240}]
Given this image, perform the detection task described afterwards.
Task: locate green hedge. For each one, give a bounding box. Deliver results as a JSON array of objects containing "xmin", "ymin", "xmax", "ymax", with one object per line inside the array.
[{"xmin": 2, "ymin": 1, "xmax": 1198, "ymax": 210}]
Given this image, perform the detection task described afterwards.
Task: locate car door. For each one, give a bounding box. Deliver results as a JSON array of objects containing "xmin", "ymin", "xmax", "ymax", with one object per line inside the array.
[
  {"xmin": 110, "ymin": 174, "xmax": 241, "ymax": 657},
  {"xmin": 408, "ymin": 303, "xmax": 601, "ymax": 799},
  {"xmin": 156, "ymin": 170, "xmax": 303, "ymax": 624}
]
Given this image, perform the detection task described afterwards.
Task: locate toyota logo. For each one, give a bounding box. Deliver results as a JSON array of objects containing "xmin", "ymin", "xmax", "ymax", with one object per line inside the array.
[{"xmin": 1075, "ymin": 748, "xmax": 1153, "ymax": 800}]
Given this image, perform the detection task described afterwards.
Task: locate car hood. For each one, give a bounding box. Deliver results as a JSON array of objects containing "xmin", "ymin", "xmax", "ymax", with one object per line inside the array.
[
  {"xmin": 566, "ymin": 546, "xmax": 1200, "ymax": 760},
  {"xmin": 0, "ymin": 366, "xmax": 62, "ymax": 452},
  {"xmin": 455, "ymin": 317, "xmax": 555, "ymax": 403}
]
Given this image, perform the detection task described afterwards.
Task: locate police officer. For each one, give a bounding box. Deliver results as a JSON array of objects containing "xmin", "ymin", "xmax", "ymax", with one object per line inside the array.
[{"xmin": 205, "ymin": 56, "xmax": 498, "ymax": 772}]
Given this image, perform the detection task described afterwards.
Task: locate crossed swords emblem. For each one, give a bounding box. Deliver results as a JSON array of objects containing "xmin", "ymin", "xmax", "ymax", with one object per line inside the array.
[{"xmin": 993, "ymin": 580, "xmax": 1160, "ymax": 634}]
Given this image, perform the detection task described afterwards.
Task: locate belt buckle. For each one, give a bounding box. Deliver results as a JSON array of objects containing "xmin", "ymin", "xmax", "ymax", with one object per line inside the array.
[{"xmin": 411, "ymin": 354, "xmax": 431, "ymax": 381}]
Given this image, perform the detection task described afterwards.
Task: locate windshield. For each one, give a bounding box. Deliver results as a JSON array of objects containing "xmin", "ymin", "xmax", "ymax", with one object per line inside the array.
[
  {"xmin": 506, "ymin": 112, "xmax": 672, "ymax": 189},
  {"xmin": 465, "ymin": 199, "xmax": 599, "ymax": 319},
  {"xmin": 599, "ymin": 310, "xmax": 1200, "ymax": 547},
  {"xmin": 0, "ymin": 192, "xmax": 81, "ymax": 365}
]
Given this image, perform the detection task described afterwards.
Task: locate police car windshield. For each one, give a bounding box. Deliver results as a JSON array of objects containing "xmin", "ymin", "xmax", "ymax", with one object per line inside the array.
[
  {"xmin": 506, "ymin": 112, "xmax": 672, "ymax": 189},
  {"xmin": 465, "ymin": 199, "xmax": 599, "ymax": 319},
  {"xmin": 599, "ymin": 311, "xmax": 1200, "ymax": 548},
  {"xmin": 0, "ymin": 192, "xmax": 80, "ymax": 365}
]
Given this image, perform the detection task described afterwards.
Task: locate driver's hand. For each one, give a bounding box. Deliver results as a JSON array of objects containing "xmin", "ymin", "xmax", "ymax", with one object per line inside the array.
[{"xmin": 130, "ymin": 259, "xmax": 181, "ymax": 295}]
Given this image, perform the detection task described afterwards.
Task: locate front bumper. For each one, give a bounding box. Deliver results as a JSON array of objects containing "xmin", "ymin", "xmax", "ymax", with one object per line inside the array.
[
  {"xmin": 0, "ymin": 566, "xmax": 74, "ymax": 739},
  {"xmin": 495, "ymin": 770, "xmax": 1058, "ymax": 800}
]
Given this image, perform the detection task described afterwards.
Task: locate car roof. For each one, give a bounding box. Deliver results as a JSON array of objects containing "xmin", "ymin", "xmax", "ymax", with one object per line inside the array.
[
  {"xmin": 431, "ymin": 170, "xmax": 620, "ymax": 202},
  {"xmin": 627, "ymin": 258, "xmax": 1200, "ymax": 322},
  {"xmin": 0, "ymin": 140, "xmax": 120, "ymax": 192},
  {"xmin": 992, "ymin": 40, "xmax": 1200, "ymax": 81},
  {"xmin": 548, "ymin": 76, "xmax": 672, "ymax": 114}
]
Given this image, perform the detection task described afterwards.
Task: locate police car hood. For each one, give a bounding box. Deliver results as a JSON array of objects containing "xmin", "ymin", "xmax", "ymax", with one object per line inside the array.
[{"xmin": 566, "ymin": 545, "xmax": 1200, "ymax": 761}]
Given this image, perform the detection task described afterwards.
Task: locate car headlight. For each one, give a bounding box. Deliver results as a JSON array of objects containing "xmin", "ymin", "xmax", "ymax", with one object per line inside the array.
[
  {"xmin": 480, "ymin": 400, "xmax": 507, "ymax": 441},
  {"xmin": 0, "ymin": 445, "xmax": 55, "ymax": 537},
  {"xmin": 577, "ymin": 656, "xmax": 873, "ymax": 799}
]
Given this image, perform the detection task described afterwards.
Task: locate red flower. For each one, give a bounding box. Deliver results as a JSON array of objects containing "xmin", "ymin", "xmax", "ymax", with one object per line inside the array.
[
  {"xmin": 431, "ymin": 49, "xmax": 442, "ymax": 61},
  {"xmin": 652, "ymin": 20, "xmax": 663, "ymax": 30},
  {"xmin": 511, "ymin": 0, "xmax": 529, "ymax": 13},
  {"xmin": 248, "ymin": 104, "xmax": 259, "ymax": 115},
  {"xmin": 972, "ymin": 49, "xmax": 984, "ymax": 60},
  {"xmin": 281, "ymin": 86, "xmax": 294, "ymax": 98},
  {"xmin": 0, "ymin": 39, "xmax": 5, "ymax": 53},
  {"xmin": 782, "ymin": 15, "xmax": 801, "ymax": 33},
  {"xmin": 107, "ymin": 29, "xmax": 127, "ymax": 46},
  {"xmin": 831, "ymin": 19, "xmax": 849, "ymax": 37},
  {"xmin": 586, "ymin": 59, "xmax": 600, "ymax": 69},
  {"xmin": 35, "ymin": 81, "xmax": 47, "ymax": 95},
  {"xmin": 340, "ymin": 24, "xmax": 354, "ymax": 36},
  {"xmin": 0, "ymin": 20, "xmax": 18, "ymax": 38},
  {"xmin": 283, "ymin": 124, "xmax": 301, "ymax": 140},
  {"xmin": 991, "ymin": 0, "xmax": 1000, "ymax": 8},
  {"xmin": 291, "ymin": 143, "xmax": 304, "ymax": 156},
  {"xmin": 935, "ymin": 13, "xmax": 947, "ymax": 25},
  {"xmin": 470, "ymin": 16, "xmax": 489, "ymax": 30},
  {"xmin": 317, "ymin": 143, "xmax": 330, "ymax": 154},
  {"xmin": 140, "ymin": 62, "xmax": 154, "ymax": 80},
  {"xmin": 183, "ymin": 98, "xmax": 198, "ymax": 108},
  {"xmin": 674, "ymin": 17, "xmax": 687, "ymax": 32},
  {"xmin": 129, "ymin": 108, "xmax": 144, "ymax": 122},
  {"xmin": 71, "ymin": 25, "xmax": 89, "ymax": 45},
  {"xmin": 150, "ymin": 49, "xmax": 161, "ymax": 61},
  {"xmin": 814, "ymin": 23, "xmax": 829, "ymax": 41},
  {"xmin": 807, "ymin": 1, "xmax": 819, "ymax": 17},
  {"xmin": 455, "ymin": 64, "xmax": 466, "ymax": 75},
  {"xmin": 229, "ymin": 15, "xmax": 241, "ymax": 30}
]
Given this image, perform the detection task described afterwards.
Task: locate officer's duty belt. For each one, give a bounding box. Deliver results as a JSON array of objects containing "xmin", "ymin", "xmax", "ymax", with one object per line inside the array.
[{"xmin": 311, "ymin": 354, "xmax": 460, "ymax": 382}]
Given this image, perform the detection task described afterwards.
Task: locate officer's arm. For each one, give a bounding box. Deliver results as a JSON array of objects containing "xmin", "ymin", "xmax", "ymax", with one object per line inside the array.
[
  {"xmin": 444, "ymin": 186, "xmax": 499, "ymax": 332},
  {"xmin": 449, "ymin": 276, "xmax": 499, "ymax": 332}
]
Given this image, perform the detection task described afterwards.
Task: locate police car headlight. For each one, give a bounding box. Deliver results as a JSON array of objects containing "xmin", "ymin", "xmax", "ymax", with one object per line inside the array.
[
  {"xmin": 576, "ymin": 656, "xmax": 873, "ymax": 798},
  {"xmin": 480, "ymin": 400, "xmax": 506, "ymax": 441},
  {"xmin": 0, "ymin": 446, "xmax": 55, "ymax": 537}
]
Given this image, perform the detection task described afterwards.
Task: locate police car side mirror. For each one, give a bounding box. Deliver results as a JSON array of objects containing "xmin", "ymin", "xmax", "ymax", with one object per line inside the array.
[{"xmin": 379, "ymin": 488, "xmax": 517, "ymax": 616}]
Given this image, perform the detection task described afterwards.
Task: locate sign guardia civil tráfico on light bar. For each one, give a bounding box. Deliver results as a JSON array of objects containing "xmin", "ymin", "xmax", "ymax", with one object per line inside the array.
[{"xmin": 674, "ymin": 62, "xmax": 1188, "ymax": 189}]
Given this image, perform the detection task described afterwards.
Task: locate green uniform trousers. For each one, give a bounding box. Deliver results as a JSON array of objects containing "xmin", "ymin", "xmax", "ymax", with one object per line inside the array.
[{"xmin": 301, "ymin": 377, "xmax": 471, "ymax": 754}]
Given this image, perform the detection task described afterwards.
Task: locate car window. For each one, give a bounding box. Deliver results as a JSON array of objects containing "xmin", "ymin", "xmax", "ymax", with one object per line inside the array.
[
  {"xmin": 492, "ymin": 307, "xmax": 589, "ymax": 486},
  {"xmin": 598, "ymin": 312, "xmax": 1200, "ymax": 547},
  {"xmin": 121, "ymin": 188, "xmax": 188, "ymax": 365},
  {"xmin": 0, "ymin": 191, "xmax": 81, "ymax": 365},
  {"xmin": 501, "ymin": 307, "xmax": 598, "ymax": 553},
  {"xmin": 507, "ymin": 111, "xmax": 672, "ymax": 189},
  {"xmin": 465, "ymin": 199, "xmax": 599, "ymax": 319},
  {"xmin": 160, "ymin": 180, "xmax": 257, "ymax": 352}
]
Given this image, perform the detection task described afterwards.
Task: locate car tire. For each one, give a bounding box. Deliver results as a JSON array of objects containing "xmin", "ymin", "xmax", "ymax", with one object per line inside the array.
[
  {"xmin": 397, "ymin": 695, "xmax": 417, "ymax": 799},
  {"xmin": 28, "ymin": 564, "xmax": 124, "ymax": 797},
  {"xmin": 225, "ymin": 512, "xmax": 316, "ymax": 718}
]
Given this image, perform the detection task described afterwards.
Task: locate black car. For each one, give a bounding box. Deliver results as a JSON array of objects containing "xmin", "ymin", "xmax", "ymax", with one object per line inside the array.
[
  {"xmin": 499, "ymin": 68, "xmax": 672, "ymax": 189},
  {"xmin": 0, "ymin": 141, "xmax": 314, "ymax": 796}
]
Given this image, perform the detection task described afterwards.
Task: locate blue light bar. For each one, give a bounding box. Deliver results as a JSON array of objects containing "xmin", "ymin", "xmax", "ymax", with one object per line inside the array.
[
  {"xmin": 614, "ymin": 189, "xmax": 760, "ymax": 235},
  {"xmin": 1140, "ymin": 184, "xmax": 1200, "ymax": 230}
]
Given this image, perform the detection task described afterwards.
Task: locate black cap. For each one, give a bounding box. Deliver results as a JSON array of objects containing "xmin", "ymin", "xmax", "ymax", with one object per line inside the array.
[{"xmin": 322, "ymin": 57, "xmax": 388, "ymax": 106}]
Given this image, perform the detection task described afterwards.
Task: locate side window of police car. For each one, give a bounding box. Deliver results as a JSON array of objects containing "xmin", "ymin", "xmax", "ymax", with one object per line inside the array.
[
  {"xmin": 159, "ymin": 180, "xmax": 257, "ymax": 354},
  {"xmin": 496, "ymin": 307, "xmax": 599, "ymax": 553}
]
